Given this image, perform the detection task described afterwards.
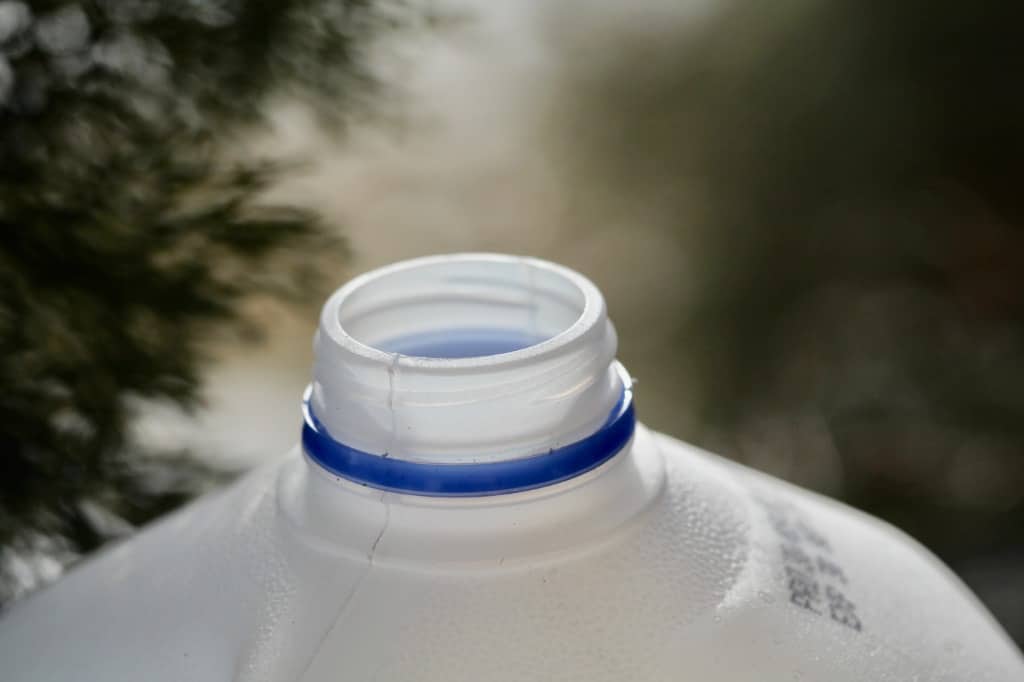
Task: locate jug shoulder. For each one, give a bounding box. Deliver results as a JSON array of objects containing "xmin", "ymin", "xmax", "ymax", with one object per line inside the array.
[{"xmin": 653, "ymin": 432, "xmax": 1024, "ymax": 681}]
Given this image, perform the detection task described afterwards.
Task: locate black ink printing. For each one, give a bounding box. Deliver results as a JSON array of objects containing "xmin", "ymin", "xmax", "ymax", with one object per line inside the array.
[{"xmin": 757, "ymin": 496, "xmax": 863, "ymax": 632}]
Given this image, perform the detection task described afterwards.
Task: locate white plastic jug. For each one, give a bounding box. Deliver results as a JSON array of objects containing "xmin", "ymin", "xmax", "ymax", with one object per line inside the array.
[{"xmin": 1, "ymin": 253, "xmax": 1022, "ymax": 681}]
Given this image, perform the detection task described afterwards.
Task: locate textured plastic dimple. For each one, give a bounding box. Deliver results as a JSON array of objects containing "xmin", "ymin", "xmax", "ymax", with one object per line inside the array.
[{"xmin": 1, "ymin": 431, "xmax": 1021, "ymax": 681}]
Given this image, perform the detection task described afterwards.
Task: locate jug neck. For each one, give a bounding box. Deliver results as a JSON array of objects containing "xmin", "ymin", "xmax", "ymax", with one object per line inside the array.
[
  {"xmin": 305, "ymin": 254, "xmax": 629, "ymax": 497},
  {"xmin": 280, "ymin": 425, "xmax": 665, "ymax": 566}
]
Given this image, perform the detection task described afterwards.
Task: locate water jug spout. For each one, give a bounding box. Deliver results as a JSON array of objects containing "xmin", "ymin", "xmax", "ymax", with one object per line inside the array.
[{"xmin": 305, "ymin": 253, "xmax": 628, "ymax": 495}]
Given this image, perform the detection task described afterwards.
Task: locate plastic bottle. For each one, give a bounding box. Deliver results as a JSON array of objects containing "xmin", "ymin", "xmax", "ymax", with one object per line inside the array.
[{"xmin": 1, "ymin": 253, "xmax": 1021, "ymax": 681}]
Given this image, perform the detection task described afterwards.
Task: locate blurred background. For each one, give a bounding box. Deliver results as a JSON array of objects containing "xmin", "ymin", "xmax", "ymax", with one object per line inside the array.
[{"xmin": 2, "ymin": 0, "xmax": 1022, "ymax": 645}]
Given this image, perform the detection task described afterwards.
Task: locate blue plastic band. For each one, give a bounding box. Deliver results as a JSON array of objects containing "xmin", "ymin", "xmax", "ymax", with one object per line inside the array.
[{"xmin": 301, "ymin": 385, "xmax": 635, "ymax": 497}]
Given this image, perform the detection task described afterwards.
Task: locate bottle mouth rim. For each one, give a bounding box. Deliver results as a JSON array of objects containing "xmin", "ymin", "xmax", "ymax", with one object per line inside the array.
[{"xmin": 318, "ymin": 253, "xmax": 604, "ymax": 370}]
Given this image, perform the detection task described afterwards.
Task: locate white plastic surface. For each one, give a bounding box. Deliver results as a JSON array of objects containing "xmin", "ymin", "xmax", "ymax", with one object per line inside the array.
[
  {"xmin": 2, "ymin": 433, "xmax": 1022, "ymax": 681},
  {"xmin": 1, "ymin": 254, "xmax": 1021, "ymax": 681}
]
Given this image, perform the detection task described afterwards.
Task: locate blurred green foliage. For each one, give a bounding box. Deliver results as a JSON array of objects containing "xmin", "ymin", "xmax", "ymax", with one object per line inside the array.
[{"xmin": 0, "ymin": 0, "xmax": 381, "ymax": 599}]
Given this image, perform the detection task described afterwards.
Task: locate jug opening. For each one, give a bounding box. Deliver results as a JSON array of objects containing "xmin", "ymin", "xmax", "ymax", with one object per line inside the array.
[
  {"xmin": 332, "ymin": 255, "xmax": 587, "ymax": 362},
  {"xmin": 307, "ymin": 254, "xmax": 629, "ymax": 493}
]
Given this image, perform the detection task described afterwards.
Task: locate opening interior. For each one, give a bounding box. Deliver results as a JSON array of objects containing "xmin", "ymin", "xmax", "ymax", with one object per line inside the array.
[{"xmin": 336, "ymin": 258, "xmax": 587, "ymax": 359}]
